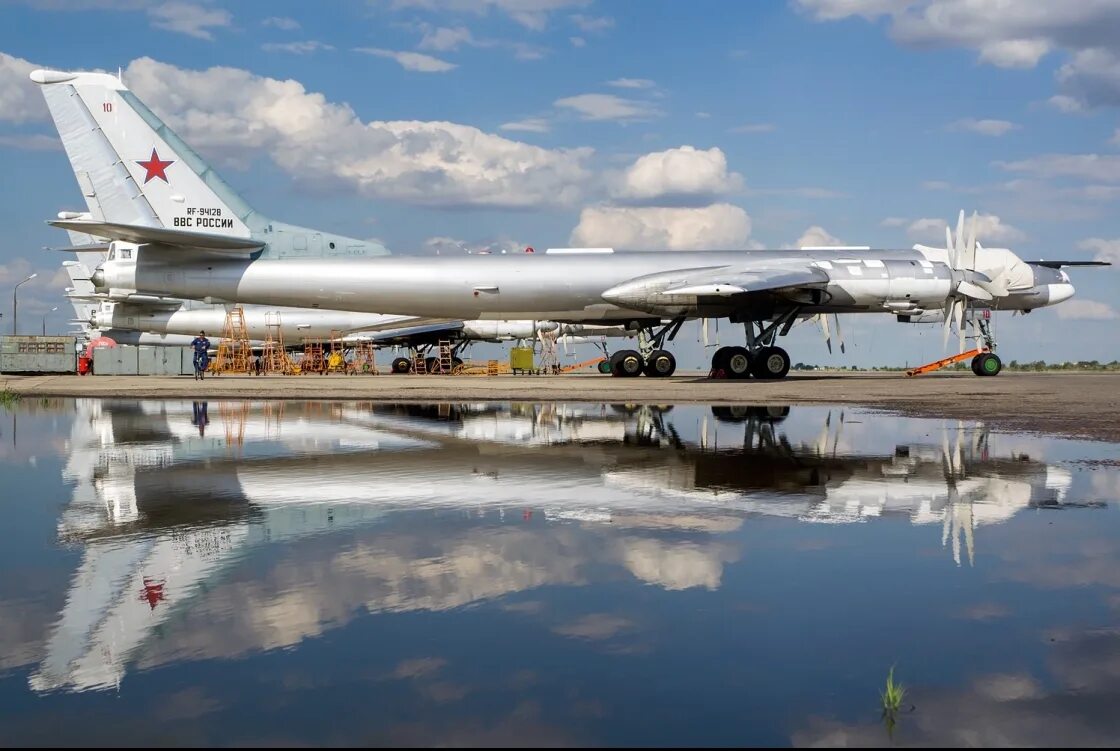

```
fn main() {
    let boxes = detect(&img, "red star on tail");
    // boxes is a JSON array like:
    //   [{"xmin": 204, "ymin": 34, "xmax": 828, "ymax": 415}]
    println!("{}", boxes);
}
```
[{"xmin": 136, "ymin": 148, "xmax": 174, "ymax": 184}]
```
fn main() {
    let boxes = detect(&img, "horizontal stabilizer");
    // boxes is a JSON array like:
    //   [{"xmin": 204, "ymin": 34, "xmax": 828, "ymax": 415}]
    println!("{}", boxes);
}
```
[
  {"xmin": 47, "ymin": 219, "xmax": 263, "ymax": 251},
  {"xmin": 1028, "ymin": 260, "xmax": 1112, "ymax": 269}
]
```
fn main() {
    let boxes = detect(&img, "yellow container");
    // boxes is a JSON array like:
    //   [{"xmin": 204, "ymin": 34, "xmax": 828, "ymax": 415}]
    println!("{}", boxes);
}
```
[{"xmin": 509, "ymin": 346, "xmax": 534, "ymax": 372}]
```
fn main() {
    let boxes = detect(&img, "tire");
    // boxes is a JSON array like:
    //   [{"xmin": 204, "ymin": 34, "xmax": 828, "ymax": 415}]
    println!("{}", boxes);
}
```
[
  {"xmin": 644, "ymin": 349, "xmax": 676, "ymax": 377},
  {"xmin": 391, "ymin": 357, "xmax": 412, "ymax": 374},
  {"xmin": 725, "ymin": 346, "xmax": 752, "ymax": 379},
  {"xmin": 750, "ymin": 346, "xmax": 791, "ymax": 380},
  {"xmin": 451, "ymin": 357, "xmax": 464, "ymax": 373},
  {"xmin": 424, "ymin": 356, "xmax": 440, "ymax": 374},
  {"xmin": 612, "ymin": 349, "xmax": 645, "ymax": 377},
  {"xmin": 711, "ymin": 346, "xmax": 735, "ymax": 373},
  {"xmin": 970, "ymin": 355, "xmax": 982, "ymax": 376},
  {"xmin": 975, "ymin": 352, "xmax": 1002, "ymax": 377},
  {"xmin": 597, "ymin": 359, "xmax": 612, "ymax": 375}
]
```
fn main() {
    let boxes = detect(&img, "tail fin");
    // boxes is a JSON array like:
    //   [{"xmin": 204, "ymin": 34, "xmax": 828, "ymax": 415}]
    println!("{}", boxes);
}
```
[{"xmin": 31, "ymin": 69, "xmax": 261, "ymax": 239}]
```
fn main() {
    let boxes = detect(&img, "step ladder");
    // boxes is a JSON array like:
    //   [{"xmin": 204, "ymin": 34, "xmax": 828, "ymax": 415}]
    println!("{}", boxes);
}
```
[
  {"xmin": 214, "ymin": 306, "xmax": 252, "ymax": 374},
  {"xmin": 438, "ymin": 339, "xmax": 453, "ymax": 374}
]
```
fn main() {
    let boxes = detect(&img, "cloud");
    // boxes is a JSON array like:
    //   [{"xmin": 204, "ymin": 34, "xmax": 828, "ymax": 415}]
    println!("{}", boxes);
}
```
[
  {"xmin": 262, "ymin": 15, "xmax": 300, "ymax": 30},
  {"xmin": 552, "ymin": 613, "xmax": 634, "ymax": 640},
  {"xmin": 795, "ymin": 0, "xmax": 1120, "ymax": 109},
  {"xmin": 569, "ymin": 36, "xmax": 586, "ymax": 47},
  {"xmin": 1057, "ymin": 300, "xmax": 1119, "ymax": 320},
  {"xmin": 570, "ymin": 204, "xmax": 753, "ymax": 250},
  {"xmin": 881, "ymin": 216, "xmax": 909, "ymax": 227},
  {"xmin": 554, "ymin": 93, "xmax": 661, "ymax": 121},
  {"xmin": 729, "ymin": 123, "xmax": 775, "ymax": 134},
  {"xmin": 1079, "ymin": 238, "xmax": 1120, "ymax": 264},
  {"xmin": 1112, "ymin": 129, "xmax": 1120, "ymax": 146},
  {"xmin": 500, "ymin": 117, "xmax": 550, "ymax": 133},
  {"xmin": 389, "ymin": 0, "xmax": 590, "ymax": 31},
  {"xmin": 612, "ymin": 145, "xmax": 743, "ymax": 204},
  {"xmin": 261, "ymin": 40, "xmax": 334, "ymax": 55},
  {"xmin": 417, "ymin": 25, "xmax": 475, "ymax": 51},
  {"xmin": 1048, "ymin": 94, "xmax": 1085, "ymax": 113},
  {"xmin": 0, "ymin": 133, "xmax": 60, "ymax": 150},
  {"xmin": 795, "ymin": 225, "xmax": 845, "ymax": 248},
  {"xmin": 907, "ymin": 214, "xmax": 1026, "ymax": 245},
  {"xmin": 147, "ymin": 1, "xmax": 231, "ymax": 40},
  {"xmin": 0, "ymin": 51, "xmax": 47, "ymax": 124},
  {"xmin": 122, "ymin": 57, "xmax": 593, "ymax": 208},
  {"xmin": 354, "ymin": 48, "xmax": 457, "ymax": 72},
  {"xmin": 570, "ymin": 14, "xmax": 614, "ymax": 33},
  {"xmin": 997, "ymin": 154, "xmax": 1120, "ymax": 183},
  {"xmin": 423, "ymin": 236, "xmax": 529, "ymax": 255},
  {"xmin": 947, "ymin": 118, "xmax": 1019, "ymax": 136},
  {"xmin": 606, "ymin": 77, "xmax": 655, "ymax": 89}
]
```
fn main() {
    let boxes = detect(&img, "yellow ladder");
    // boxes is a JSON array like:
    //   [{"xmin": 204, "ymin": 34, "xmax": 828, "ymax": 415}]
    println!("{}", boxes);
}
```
[
  {"xmin": 214, "ymin": 306, "xmax": 252, "ymax": 374},
  {"xmin": 438, "ymin": 339, "xmax": 453, "ymax": 374}
]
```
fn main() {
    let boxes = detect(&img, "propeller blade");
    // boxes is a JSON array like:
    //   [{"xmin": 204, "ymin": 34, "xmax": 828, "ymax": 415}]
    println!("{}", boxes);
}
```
[
  {"xmin": 945, "ymin": 226, "xmax": 956, "ymax": 268},
  {"xmin": 942, "ymin": 300, "xmax": 954, "ymax": 350},
  {"xmin": 819, "ymin": 313, "xmax": 833, "ymax": 354},
  {"xmin": 954, "ymin": 209, "xmax": 965, "ymax": 268},
  {"xmin": 956, "ymin": 280, "xmax": 994, "ymax": 301},
  {"xmin": 965, "ymin": 211, "xmax": 978, "ymax": 270},
  {"xmin": 702, "ymin": 317, "xmax": 710, "ymax": 346},
  {"xmin": 833, "ymin": 313, "xmax": 845, "ymax": 354},
  {"xmin": 956, "ymin": 301, "xmax": 966, "ymax": 353}
]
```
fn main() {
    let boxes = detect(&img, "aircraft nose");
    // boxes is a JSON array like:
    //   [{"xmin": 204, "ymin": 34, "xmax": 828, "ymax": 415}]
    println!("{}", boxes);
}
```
[
  {"xmin": 90, "ymin": 269, "xmax": 106, "ymax": 289},
  {"xmin": 1048, "ymin": 282, "xmax": 1075, "ymax": 305}
]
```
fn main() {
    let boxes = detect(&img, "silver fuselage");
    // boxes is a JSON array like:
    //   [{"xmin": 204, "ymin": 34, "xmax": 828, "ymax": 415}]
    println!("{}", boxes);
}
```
[{"xmin": 97, "ymin": 247, "xmax": 1073, "ymax": 324}]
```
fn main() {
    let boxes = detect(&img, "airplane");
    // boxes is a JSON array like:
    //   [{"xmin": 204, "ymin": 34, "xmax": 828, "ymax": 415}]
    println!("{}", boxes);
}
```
[
  {"xmin": 32, "ymin": 68, "xmax": 1110, "ymax": 379},
  {"xmin": 34, "ymin": 399, "xmax": 1077, "ymax": 693},
  {"xmin": 62, "ymin": 255, "xmax": 635, "ymax": 373}
]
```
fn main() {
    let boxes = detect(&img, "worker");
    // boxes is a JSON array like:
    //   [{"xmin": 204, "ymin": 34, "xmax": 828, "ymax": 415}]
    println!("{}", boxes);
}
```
[
  {"xmin": 254, "ymin": 353, "xmax": 263, "ymax": 376},
  {"xmin": 191, "ymin": 330, "xmax": 211, "ymax": 380}
]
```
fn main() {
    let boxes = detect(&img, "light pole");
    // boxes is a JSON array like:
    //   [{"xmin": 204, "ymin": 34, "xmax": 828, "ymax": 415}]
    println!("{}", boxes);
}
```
[
  {"xmin": 12, "ymin": 273, "xmax": 37, "ymax": 336},
  {"xmin": 42, "ymin": 306, "xmax": 58, "ymax": 336}
]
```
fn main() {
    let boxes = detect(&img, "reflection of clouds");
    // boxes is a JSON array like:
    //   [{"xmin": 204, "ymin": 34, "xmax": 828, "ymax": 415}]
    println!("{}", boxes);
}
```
[
  {"xmin": 553, "ymin": 614, "xmax": 636, "ymax": 641},
  {"xmin": 792, "ymin": 630, "xmax": 1120, "ymax": 747},
  {"xmin": 954, "ymin": 602, "xmax": 1011, "ymax": 621},
  {"xmin": 0, "ymin": 598, "xmax": 50, "ymax": 670},
  {"xmin": 617, "ymin": 537, "xmax": 738, "ymax": 591},
  {"xmin": 392, "ymin": 657, "xmax": 447, "ymax": 680}
]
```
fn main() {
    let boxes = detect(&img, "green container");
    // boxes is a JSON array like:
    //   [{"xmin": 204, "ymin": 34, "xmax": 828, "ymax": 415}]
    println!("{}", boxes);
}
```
[{"xmin": 509, "ymin": 346, "xmax": 534, "ymax": 373}]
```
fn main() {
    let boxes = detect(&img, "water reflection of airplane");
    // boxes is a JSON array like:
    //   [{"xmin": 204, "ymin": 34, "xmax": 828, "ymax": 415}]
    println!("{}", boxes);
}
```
[{"xmin": 37, "ymin": 400, "xmax": 1075, "ymax": 694}]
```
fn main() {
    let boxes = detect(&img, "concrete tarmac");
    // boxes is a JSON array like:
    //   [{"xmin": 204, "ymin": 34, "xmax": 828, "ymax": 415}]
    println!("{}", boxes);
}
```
[{"xmin": 3, "ymin": 371, "xmax": 1120, "ymax": 442}]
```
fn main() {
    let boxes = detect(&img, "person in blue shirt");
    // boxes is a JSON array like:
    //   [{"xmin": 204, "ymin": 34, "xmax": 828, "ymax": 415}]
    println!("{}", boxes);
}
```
[{"xmin": 191, "ymin": 331, "xmax": 211, "ymax": 380}]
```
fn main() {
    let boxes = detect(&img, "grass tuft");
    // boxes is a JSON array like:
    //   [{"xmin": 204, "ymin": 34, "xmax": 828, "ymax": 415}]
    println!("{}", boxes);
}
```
[
  {"xmin": 0, "ymin": 390, "xmax": 20, "ymax": 409},
  {"xmin": 881, "ymin": 665, "xmax": 906, "ymax": 713}
]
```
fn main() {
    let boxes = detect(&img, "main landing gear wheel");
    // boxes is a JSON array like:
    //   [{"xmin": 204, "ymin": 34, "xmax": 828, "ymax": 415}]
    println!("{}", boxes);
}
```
[
  {"xmin": 725, "ymin": 346, "xmax": 753, "ymax": 379},
  {"xmin": 451, "ymin": 357, "xmax": 464, "ymax": 373},
  {"xmin": 391, "ymin": 357, "xmax": 412, "ymax": 374},
  {"xmin": 611, "ymin": 349, "xmax": 645, "ymax": 377},
  {"xmin": 424, "ymin": 356, "xmax": 440, "ymax": 374},
  {"xmin": 597, "ymin": 359, "xmax": 613, "ymax": 375},
  {"xmin": 711, "ymin": 346, "xmax": 735, "ymax": 374},
  {"xmin": 974, "ymin": 352, "xmax": 1002, "ymax": 377},
  {"xmin": 750, "ymin": 346, "xmax": 791, "ymax": 380},
  {"xmin": 644, "ymin": 349, "xmax": 676, "ymax": 377}
]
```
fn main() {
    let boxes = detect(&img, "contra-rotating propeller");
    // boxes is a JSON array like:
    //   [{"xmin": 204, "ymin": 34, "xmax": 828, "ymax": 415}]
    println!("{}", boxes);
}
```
[{"xmin": 941, "ymin": 210, "xmax": 1010, "ymax": 352}]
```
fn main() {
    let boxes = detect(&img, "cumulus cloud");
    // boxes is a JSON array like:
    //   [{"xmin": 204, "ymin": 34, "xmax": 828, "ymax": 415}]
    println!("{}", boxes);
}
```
[
  {"xmin": 416, "ymin": 25, "xmax": 475, "ymax": 51},
  {"xmin": 569, "ymin": 36, "xmax": 586, "ymax": 47},
  {"xmin": 0, "ymin": 134, "xmax": 60, "ymax": 150},
  {"xmin": 947, "ymin": 118, "xmax": 1019, "ymax": 136},
  {"xmin": 354, "ymin": 48, "xmax": 457, "ymax": 72},
  {"xmin": 554, "ymin": 93, "xmax": 661, "ymax": 122},
  {"xmin": 147, "ymin": 1, "xmax": 231, "ymax": 40},
  {"xmin": 261, "ymin": 40, "xmax": 334, "ymax": 55},
  {"xmin": 881, "ymin": 216, "xmax": 909, "ymax": 227},
  {"xmin": 612, "ymin": 145, "xmax": 743, "ymax": 204},
  {"xmin": 794, "ymin": 226, "xmax": 845, "ymax": 248},
  {"xmin": 0, "ymin": 51, "xmax": 47, "ymax": 124},
  {"xmin": 906, "ymin": 214, "xmax": 1025, "ymax": 245},
  {"xmin": 569, "ymin": 204, "xmax": 752, "ymax": 250},
  {"xmin": 1080, "ymin": 237, "xmax": 1120, "ymax": 264},
  {"xmin": 423, "ymin": 236, "xmax": 529, "ymax": 255},
  {"xmin": 122, "ymin": 57, "xmax": 593, "ymax": 208},
  {"xmin": 390, "ymin": 0, "xmax": 590, "ymax": 31},
  {"xmin": 500, "ymin": 117, "xmax": 550, "ymax": 133},
  {"xmin": 795, "ymin": 0, "xmax": 1120, "ymax": 109},
  {"xmin": 1057, "ymin": 300, "xmax": 1119, "ymax": 320}
]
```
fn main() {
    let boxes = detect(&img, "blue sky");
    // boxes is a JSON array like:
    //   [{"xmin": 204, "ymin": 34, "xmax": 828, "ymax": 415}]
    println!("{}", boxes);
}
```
[{"xmin": 0, "ymin": 0, "xmax": 1118, "ymax": 366}]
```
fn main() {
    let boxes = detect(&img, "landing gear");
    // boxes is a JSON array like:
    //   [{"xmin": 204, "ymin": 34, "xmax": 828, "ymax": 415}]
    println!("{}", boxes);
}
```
[
  {"xmin": 611, "ymin": 349, "xmax": 645, "ymax": 377},
  {"xmin": 644, "ymin": 349, "xmax": 676, "ymax": 377},
  {"xmin": 724, "ymin": 346, "xmax": 752, "ymax": 379},
  {"xmin": 750, "ymin": 346, "xmax": 791, "ymax": 380},
  {"xmin": 972, "ymin": 352, "xmax": 1002, "ymax": 377},
  {"xmin": 391, "ymin": 356, "xmax": 412, "ymax": 374},
  {"xmin": 708, "ymin": 309, "xmax": 801, "ymax": 381},
  {"xmin": 597, "ymin": 359, "xmax": 612, "ymax": 374}
]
